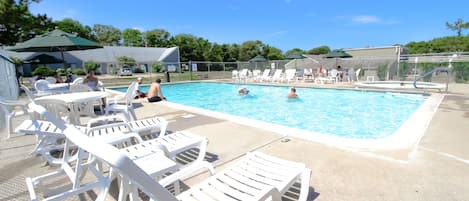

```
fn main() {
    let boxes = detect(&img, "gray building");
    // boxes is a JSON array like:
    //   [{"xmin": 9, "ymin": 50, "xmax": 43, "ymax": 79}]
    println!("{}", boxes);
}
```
[{"xmin": 3, "ymin": 46, "xmax": 180, "ymax": 76}]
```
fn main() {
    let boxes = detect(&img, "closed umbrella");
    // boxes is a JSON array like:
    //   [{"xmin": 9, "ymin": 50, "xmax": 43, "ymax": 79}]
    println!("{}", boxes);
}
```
[{"xmin": 8, "ymin": 29, "xmax": 102, "ymax": 72}]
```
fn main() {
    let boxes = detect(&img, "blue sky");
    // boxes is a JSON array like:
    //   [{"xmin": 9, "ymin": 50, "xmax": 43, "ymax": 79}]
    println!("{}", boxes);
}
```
[{"xmin": 30, "ymin": 0, "xmax": 469, "ymax": 52}]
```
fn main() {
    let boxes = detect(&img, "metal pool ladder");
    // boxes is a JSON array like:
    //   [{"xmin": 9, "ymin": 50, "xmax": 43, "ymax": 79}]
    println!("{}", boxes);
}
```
[{"xmin": 413, "ymin": 67, "xmax": 450, "ymax": 92}]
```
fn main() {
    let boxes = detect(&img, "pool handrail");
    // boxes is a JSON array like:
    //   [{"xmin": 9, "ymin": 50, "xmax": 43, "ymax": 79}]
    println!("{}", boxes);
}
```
[{"xmin": 413, "ymin": 67, "xmax": 450, "ymax": 92}]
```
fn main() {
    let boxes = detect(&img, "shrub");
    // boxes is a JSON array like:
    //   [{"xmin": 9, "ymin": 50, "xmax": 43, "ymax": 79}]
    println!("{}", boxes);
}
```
[
  {"xmin": 134, "ymin": 68, "xmax": 144, "ymax": 73},
  {"xmin": 377, "ymin": 64, "xmax": 388, "ymax": 81},
  {"xmin": 72, "ymin": 68, "xmax": 86, "ymax": 75},
  {"xmin": 32, "ymin": 66, "xmax": 55, "ymax": 76},
  {"xmin": 152, "ymin": 63, "xmax": 162, "ymax": 73},
  {"xmin": 84, "ymin": 60, "xmax": 99, "ymax": 72}
]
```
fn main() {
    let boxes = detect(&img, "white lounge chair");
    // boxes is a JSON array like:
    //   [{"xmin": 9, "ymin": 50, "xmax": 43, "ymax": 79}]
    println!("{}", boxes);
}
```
[
  {"xmin": 260, "ymin": 69, "xmax": 271, "ymax": 82},
  {"xmin": 24, "ymin": 102, "xmax": 112, "ymax": 201},
  {"xmin": 59, "ymin": 125, "xmax": 312, "ymax": 201},
  {"xmin": 284, "ymin": 69, "xmax": 297, "ymax": 83},
  {"xmin": 270, "ymin": 69, "xmax": 283, "ymax": 82},
  {"xmin": 26, "ymin": 102, "xmax": 215, "ymax": 201},
  {"xmin": 232, "ymin": 70, "xmax": 239, "ymax": 82},
  {"xmin": 238, "ymin": 69, "xmax": 249, "ymax": 83},
  {"xmin": 105, "ymin": 82, "xmax": 137, "ymax": 121}
]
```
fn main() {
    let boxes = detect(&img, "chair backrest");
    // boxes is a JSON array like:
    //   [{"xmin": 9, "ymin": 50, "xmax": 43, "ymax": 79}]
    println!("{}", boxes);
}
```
[
  {"xmin": 253, "ymin": 69, "xmax": 261, "ymax": 77},
  {"xmin": 125, "ymin": 82, "xmax": 138, "ymax": 107},
  {"xmin": 330, "ymin": 69, "xmax": 338, "ymax": 77},
  {"xmin": 272, "ymin": 69, "xmax": 283, "ymax": 78},
  {"xmin": 355, "ymin": 68, "xmax": 361, "ymax": 78},
  {"xmin": 45, "ymin": 77, "xmax": 57, "ymax": 84},
  {"xmin": 34, "ymin": 80, "xmax": 50, "ymax": 92},
  {"xmin": 239, "ymin": 69, "xmax": 248, "ymax": 78},
  {"xmin": 285, "ymin": 69, "xmax": 296, "ymax": 79},
  {"xmin": 72, "ymin": 77, "xmax": 84, "ymax": 85},
  {"xmin": 20, "ymin": 85, "xmax": 36, "ymax": 101},
  {"xmin": 261, "ymin": 69, "xmax": 271, "ymax": 78},
  {"xmin": 232, "ymin": 70, "xmax": 238, "ymax": 78}
]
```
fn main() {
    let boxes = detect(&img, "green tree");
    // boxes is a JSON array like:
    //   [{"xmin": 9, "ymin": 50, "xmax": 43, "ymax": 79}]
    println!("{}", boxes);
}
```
[
  {"xmin": 122, "ymin": 28, "xmax": 143, "ymax": 46},
  {"xmin": 92, "ymin": 24, "xmax": 121, "ymax": 45},
  {"xmin": 207, "ymin": 43, "xmax": 223, "ymax": 62},
  {"xmin": 307, "ymin": 46, "xmax": 331, "ymax": 55},
  {"xmin": 226, "ymin": 44, "xmax": 240, "ymax": 62},
  {"xmin": 55, "ymin": 18, "xmax": 95, "ymax": 40},
  {"xmin": 0, "ymin": 0, "xmax": 53, "ymax": 45},
  {"xmin": 170, "ymin": 34, "xmax": 209, "ymax": 61},
  {"xmin": 445, "ymin": 18, "xmax": 469, "ymax": 37},
  {"xmin": 117, "ymin": 56, "xmax": 136, "ymax": 67},
  {"xmin": 144, "ymin": 29, "xmax": 170, "ymax": 47},
  {"xmin": 284, "ymin": 48, "xmax": 304, "ymax": 57},
  {"xmin": 263, "ymin": 45, "xmax": 284, "ymax": 60},
  {"xmin": 239, "ymin": 40, "xmax": 264, "ymax": 61}
]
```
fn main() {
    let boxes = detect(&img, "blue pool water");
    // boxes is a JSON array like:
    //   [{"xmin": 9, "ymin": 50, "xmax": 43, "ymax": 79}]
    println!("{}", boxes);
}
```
[{"xmin": 111, "ymin": 82, "xmax": 427, "ymax": 139}]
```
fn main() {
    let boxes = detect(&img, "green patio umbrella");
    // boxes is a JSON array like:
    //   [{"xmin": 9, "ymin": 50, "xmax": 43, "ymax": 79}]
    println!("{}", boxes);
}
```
[
  {"xmin": 24, "ymin": 54, "xmax": 63, "ymax": 64},
  {"xmin": 8, "ymin": 29, "xmax": 102, "ymax": 71},
  {"xmin": 325, "ymin": 49, "xmax": 353, "ymax": 68},
  {"xmin": 286, "ymin": 52, "xmax": 305, "ymax": 59},
  {"xmin": 249, "ymin": 55, "xmax": 268, "ymax": 69},
  {"xmin": 249, "ymin": 55, "xmax": 267, "ymax": 62}
]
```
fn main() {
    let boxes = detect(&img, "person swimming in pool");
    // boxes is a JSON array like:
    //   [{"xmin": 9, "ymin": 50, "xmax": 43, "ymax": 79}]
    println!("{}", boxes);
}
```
[
  {"xmin": 238, "ymin": 87, "xmax": 249, "ymax": 96},
  {"xmin": 287, "ymin": 87, "xmax": 298, "ymax": 99}
]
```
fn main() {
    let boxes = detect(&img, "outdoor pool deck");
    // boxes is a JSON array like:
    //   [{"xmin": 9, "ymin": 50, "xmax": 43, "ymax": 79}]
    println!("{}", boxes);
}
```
[{"xmin": 1, "ymin": 83, "xmax": 469, "ymax": 201}]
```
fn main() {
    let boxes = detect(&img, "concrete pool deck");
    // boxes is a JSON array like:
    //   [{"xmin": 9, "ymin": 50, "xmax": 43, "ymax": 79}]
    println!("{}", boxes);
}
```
[{"xmin": 1, "ymin": 83, "xmax": 469, "ymax": 200}]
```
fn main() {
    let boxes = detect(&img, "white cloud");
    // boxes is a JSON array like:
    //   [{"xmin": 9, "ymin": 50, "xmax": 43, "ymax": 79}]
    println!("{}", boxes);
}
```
[
  {"xmin": 350, "ymin": 15, "xmax": 399, "ymax": 25},
  {"xmin": 132, "ymin": 27, "xmax": 145, "ymax": 32},
  {"xmin": 352, "ymin": 15, "xmax": 381, "ymax": 24}
]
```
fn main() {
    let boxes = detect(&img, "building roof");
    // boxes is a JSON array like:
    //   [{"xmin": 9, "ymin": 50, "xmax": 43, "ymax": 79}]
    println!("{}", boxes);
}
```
[{"xmin": 1, "ymin": 46, "xmax": 179, "ymax": 63}]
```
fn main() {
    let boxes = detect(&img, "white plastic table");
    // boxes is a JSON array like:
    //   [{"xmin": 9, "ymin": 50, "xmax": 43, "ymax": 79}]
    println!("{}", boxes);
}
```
[{"xmin": 35, "ymin": 91, "xmax": 108, "ymax": 124}]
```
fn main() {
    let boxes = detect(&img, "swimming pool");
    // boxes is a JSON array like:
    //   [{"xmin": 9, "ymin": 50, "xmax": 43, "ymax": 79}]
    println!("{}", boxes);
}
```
[{"xmin": 111, "ymin": 82, "xmax": 431, "ymax": 141}]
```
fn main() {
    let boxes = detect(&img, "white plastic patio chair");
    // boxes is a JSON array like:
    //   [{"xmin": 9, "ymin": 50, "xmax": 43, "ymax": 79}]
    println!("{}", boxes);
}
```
[
  {"xmin": 270, "ymin": 69, "xmax": 284, "ymax": 82},
  {"xmin": 105, "ymin": 81, "xmax": 137, "ymax": 121},
  {"xmin": 24, "ymin": 102, "xmax": 112, "ymax": 201},
  {"xmin": 284, "ymin": 69, "xmax": 297, "ymax": 83},
  {"xmin": 252, "ymin": 69, "xmax": 262, "ymax": 82},
  {"xmin": 0, "ymin": 97, "xmax": 32, "ymax": 139},
  {"xmin": 260, "ymin": 69, "xmax": 271, "ymax": 82},
  {"xmin": 57, "ymin": 123, "xmax": 312, "ymax": 201},
  {"xmin": 27, "ymin": 102, "xmax": 215, "ymax": 201},
  {"xmin": 232, "ymin": 70, "xmax": 239, "ymax": 81},
  {"xmin": 238, "ymin": 69, "xmax": 249, "ymax": 83},
  {"xmin": 34, "ymin": 79, "xmax": 50, "ymax": 92},
  {"xmin": 45, "ymin": 76, "xmax": 57, "ymax": 84}
]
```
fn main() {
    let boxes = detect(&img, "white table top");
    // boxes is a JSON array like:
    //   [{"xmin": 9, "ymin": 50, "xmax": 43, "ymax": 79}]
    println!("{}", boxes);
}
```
[{"xmin": 35, "ymin": 91, "xmax": 108, "ymax": 103}]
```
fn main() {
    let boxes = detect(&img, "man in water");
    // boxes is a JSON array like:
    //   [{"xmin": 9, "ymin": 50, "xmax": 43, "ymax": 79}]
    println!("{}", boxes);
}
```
[
  {"xmin": 288, "ymin": 87, "xmax": 298, "ymax": 99},
  {"xmin": 147, "ymin": 78, "xmax": 166, "ymax": 102},
  {"xmin": 238, "ymin": 87, "xmax": 249, "ymax": 95}
]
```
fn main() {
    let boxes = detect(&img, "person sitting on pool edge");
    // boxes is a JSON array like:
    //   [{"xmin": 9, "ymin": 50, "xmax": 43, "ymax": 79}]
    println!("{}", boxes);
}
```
[
  {"xmin": 238, "ymin": 87, "xmax": 249, "ymax": 95},
  {"xmin": 288, "ymin": 87, "xmax": 298, "ymax": 99},
  {"xmin": 147, "ymin": 78, "xmax": 166, "ymax": 102}
]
